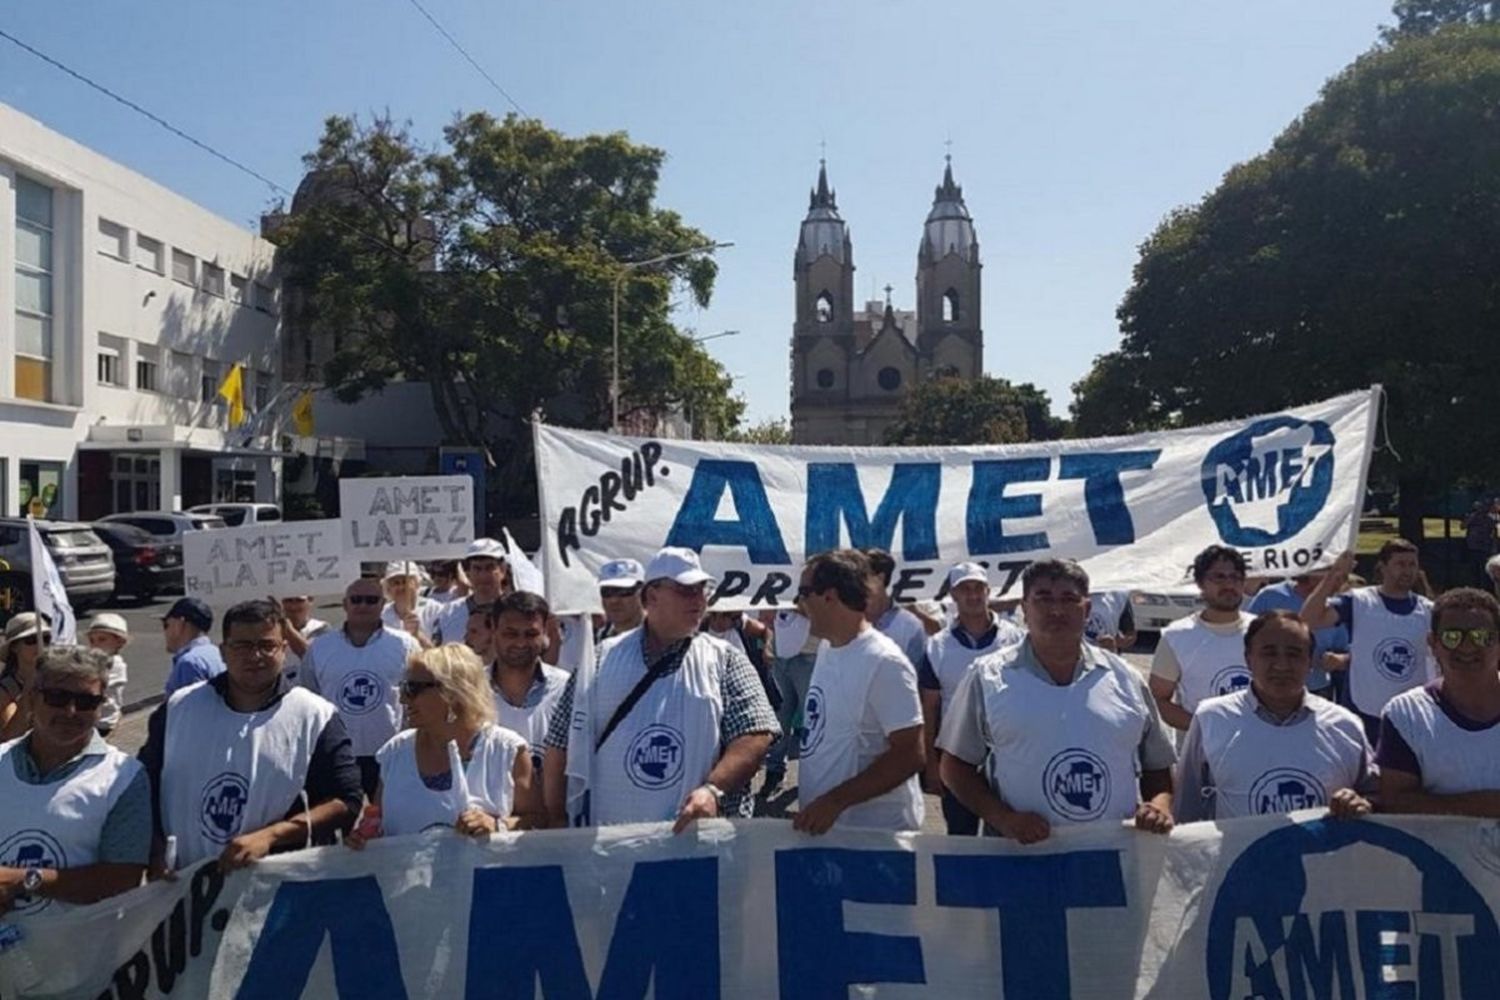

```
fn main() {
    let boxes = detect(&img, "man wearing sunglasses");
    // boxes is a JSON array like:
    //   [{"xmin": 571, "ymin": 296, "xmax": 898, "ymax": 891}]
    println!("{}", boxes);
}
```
[
  {"xmin": 595, "ymin": 558, "xmax": 646, "ymax": 643},
  {"xmin": 1378, "ymin": 588, "xmax": 1500, "ymax": 816},
  {"xmin": 301, "ymin": 577, "xmax": 421, "ymax": 797},
  {"xmin": 543, "ymin": 547, "xmax": 779, "ymax": 831},
  {"xmin": 140, "ymin": 599, "xmax": 361, "ymax": 871},
  {"xmin": 0, "ymin": 647, "xmax": 149, "ymax": 916}
]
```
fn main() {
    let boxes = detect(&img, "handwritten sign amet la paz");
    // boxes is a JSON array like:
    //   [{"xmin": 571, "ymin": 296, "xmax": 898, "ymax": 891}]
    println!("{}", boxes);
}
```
[
  {"xmin": 183, "ymin": 519, "xmax": 350, "ymax": 602},
  {"xmin": 339, "ymin": 475, "xmax": 474, "ymax": 561}
]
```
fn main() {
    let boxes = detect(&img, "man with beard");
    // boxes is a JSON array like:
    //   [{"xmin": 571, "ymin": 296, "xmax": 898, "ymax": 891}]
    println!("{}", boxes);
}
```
[
  {"xmin": 488, "ymin": 592, "xmax": 569, "ymax": 771},
  {"xmin": 1150, "ymin": 546, "xmax": 1255, "ymax": 733}
]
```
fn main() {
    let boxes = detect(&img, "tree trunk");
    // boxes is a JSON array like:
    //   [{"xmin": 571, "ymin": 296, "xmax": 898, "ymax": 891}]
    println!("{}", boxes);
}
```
[{"xmin": 1397, "ymin": 474, "xmax": 1428, "ymax": 544}]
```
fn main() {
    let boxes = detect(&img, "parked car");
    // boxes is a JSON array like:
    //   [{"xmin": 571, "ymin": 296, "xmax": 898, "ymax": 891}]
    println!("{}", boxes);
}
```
[
  {"xmin": 1130, "ymin": 587, "xmax": 1204, "ymax": 633},
  {"xmin": 0, "ymin": 517, "xmax": 116, "ymax": 608},
  {"xmin": 91, "ymin": 521, "xmax": 183, "ymax": 601},
  {"xmin": 98, "ymin": 510, "xmax": 227, "ymax": 546},
  {"xmin": 187, "ymin": 503, "xmax": 282, "ymax": 527}
]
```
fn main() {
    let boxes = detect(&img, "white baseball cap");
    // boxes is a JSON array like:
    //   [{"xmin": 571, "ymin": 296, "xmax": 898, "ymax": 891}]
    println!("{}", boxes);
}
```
[
  {"xmin": 947, "ymin": 561, "xmax": 989, "ymax": 589},
  {"xmin": 645, "ymin": 546, "xmax": 714, "ymax": 587},
  {"xmin": 598, "ymin": 558, "xmax": 645, "ymax": 590},
  {"xmin": 463, "ymin": 537, "xmax": 508, "ymax": 563}
]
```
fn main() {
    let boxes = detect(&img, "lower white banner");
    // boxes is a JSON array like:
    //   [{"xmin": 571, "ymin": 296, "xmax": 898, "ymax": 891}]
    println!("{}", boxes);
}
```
[{"xmin": 3, "ymin": 815, "xmax": 1498, "ymax": 999}]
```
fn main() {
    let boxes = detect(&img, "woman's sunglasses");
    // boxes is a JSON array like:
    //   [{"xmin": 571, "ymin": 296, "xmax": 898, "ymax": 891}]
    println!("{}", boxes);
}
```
[{"xmin": 399, "ymin": 679, "xmax": 442, "ymax": 698}]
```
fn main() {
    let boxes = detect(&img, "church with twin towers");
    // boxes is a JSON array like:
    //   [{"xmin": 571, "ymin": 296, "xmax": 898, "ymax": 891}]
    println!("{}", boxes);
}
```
[{"xmin": 789, "ymin": 158, "xmax": 984, "ymax": 445}]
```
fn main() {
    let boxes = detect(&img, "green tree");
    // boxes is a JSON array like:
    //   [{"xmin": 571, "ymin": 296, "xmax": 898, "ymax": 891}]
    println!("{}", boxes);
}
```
[
  {"xmin": 271, "ymin": 113, "xmax": 740, "ymax": 518},
  {"xmin": 884, "ymin": 375, "xmax": 1060, "ymax": 446},
  {"xmin": 721, "ymin": 416, "xmax": 791, "ymax": 444},
  {"xmin": 1385, "ymin": 0, "xmax": 1500, "ymax": 38},
  {"xmin": 1072, "ymin": 27, "xmax": 1500, "ymax": 540}
]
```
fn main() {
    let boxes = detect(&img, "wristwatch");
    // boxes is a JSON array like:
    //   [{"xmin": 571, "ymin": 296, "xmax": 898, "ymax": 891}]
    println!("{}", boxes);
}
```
[
  {"xmin": 703, "ymin": 783, "xmax": 727, "ymax": 809},
  {"xmin": 21, "ymin": 867, "xmax": 43, "ymax": 898}
]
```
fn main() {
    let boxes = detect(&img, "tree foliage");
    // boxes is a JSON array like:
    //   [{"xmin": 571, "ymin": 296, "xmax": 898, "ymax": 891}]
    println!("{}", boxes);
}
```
[
  {"xmin": 271, "ymin": 113, "xmax": 741, "ymax": 516},
  {"xmin": 1385, "ymin": 0, "xmax": 1500, "ymax": 39},
  {"xmin": 884, "ymin": 375, "xmax": 1060, "ymax": 446},
  {"xmin": 1070, "ymin": 26, "xmax": 1500, "ymax": 535},
  {"xmin": 722, "ymin": 417, "xmax": 792, "ymax": 445}
]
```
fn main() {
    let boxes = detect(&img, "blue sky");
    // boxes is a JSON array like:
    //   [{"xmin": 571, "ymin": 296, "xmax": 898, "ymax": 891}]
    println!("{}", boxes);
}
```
[{"xmin": 1, "ymin": 1, "xmax": 1394, "ymax": 425}]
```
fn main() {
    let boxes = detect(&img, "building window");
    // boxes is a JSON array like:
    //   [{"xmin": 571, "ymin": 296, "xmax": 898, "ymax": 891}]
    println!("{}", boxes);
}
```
[
  {"xmin": 97, "ymin": 334, "xmax": 126, "ymax": 387},
  {"xmin": 254, "ymin": 371, "xmax": 272, "ymax": 411},
  {"xmin": 201, "ymin": 359, "xmax": 221, "ymax": 403},
  {"xmin": 201, "ymin": 262, "xmax": 225, "ymax": 297},
  {"xmin": 231, "ymin": 273, "xmax": 248, "ymax": 305},
  {"xmin": 815, "ymin": 368, "xmax": 835, "ymax": 389},
  {"xmin": 172, "ymin": 350, "xmax": 195, "ymax": 399},
  {"xmin": 815, "ymin": 291, "xmax": 834, "ymax": 324},
  {"xmin": 136, "ymin": 234, "xmax": 165, "ymax": 273},
  {"xmin": 14, "ymin": 175, "xmax": 55, "ymax": 402},
  {"xmin": 171, "ymin": 249, "xmax": 196, "ymax": 286},
  {"xmin": 943, "ymin": 289, "xmax": 959, "ymax": 324},
  {"xmin": 878, "ymin": 367, "xmax": 902, "ymax": 391},
  {"xmin": 253, "ymin": 281, "xmax": 274, "ymax": 314},
  {"xmin": 97, "ymin": 218, "xmax": 129, "ymax": 260},
  {"xmin": 135, "ymin": 344, "xmax": 160, "ymax": 392},
  {"xmin": 111, "ymin": 453, "xmax": 161, "ymax": 513}
]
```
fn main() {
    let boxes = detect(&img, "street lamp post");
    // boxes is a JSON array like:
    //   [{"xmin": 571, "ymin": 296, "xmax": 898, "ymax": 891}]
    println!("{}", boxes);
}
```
[{"xmin": 612, "ymin": 242, "xmax": 733, "ymax": 432}]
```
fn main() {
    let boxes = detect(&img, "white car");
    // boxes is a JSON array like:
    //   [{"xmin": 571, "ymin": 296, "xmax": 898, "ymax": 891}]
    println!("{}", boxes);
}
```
[
  {"xmin": 1130, "ymin": 587, "xmax": 1203, "ymax": 632},
  {"xmin": 188, "ymin": 503, "xmax": 282, "ymax": 527}
]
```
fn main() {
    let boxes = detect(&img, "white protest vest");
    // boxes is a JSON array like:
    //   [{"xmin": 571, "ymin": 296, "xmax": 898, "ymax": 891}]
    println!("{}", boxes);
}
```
[
  {"xmin": 375, "ymin": 725, "xmax": 525, "ymax": 837},
  {"xmin": 588, "ymin": 633, "xmax": 725, "ymax": 826},
  {"xmin": 0, "ymin": 739, "xmax": 141, "ymax": 917},
  {"xmin": 1347, "ymin": 588, "xmax": 1436, "ymax": 717},
  {"xmin": 1161, "ymin": 613, "xmax": 1254, "ymax": 713},
  {"xmin": 925, "ymin": 617, "xmax": 1024, "ymax": 712},
  {"xmin": 160, "ymin": 682, "xmax": 336, "ymax": 867},
  {"xmin": 493, "ymin": 664, "xmax": 569, "ymax": 766},
  {"xmin": 798, "ymin": 631, "xmax": 924, "ymax": 832},
  {"xmin": 1383, "ymin": 686, "xmax": 1500, "ymax": 794},
  {"xmin": 1192, "ymin": 690, "xmax": 1368, "ymax": 819},
  {"xmin": 306, "ymin": 627, "xmax": 416, "ymax": 757},
  {"xmin": 1085, "ymin": 591, "xmax": 1131, "ymax": 642},
  {"xmin": 981, "ymin": 650, "xmax": 1147, "ymax": 827}
]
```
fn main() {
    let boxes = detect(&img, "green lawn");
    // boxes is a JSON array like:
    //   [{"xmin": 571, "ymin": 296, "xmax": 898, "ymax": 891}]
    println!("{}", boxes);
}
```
[{"xmin": 1356, "ymin": 517, "xmax": 1464, "ymax": 555}]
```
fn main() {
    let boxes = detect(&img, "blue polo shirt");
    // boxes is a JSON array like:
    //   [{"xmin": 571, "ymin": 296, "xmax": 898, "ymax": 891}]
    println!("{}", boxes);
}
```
[
  {"xmin": 163, "ymin": 635, "xmax": 225, "ymax": 695},
  {"xmin": 1245, "ymin": 581, "xmax": 1349, "ymax": 691}
]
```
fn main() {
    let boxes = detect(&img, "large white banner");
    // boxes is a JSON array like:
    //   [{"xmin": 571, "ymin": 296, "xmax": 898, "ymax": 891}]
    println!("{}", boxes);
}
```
[
  {"xmin": 535, "ymin": 389, "xmax": 1379, "ymax": 612},
  {"xmin": 3, "ymin": 815, "xmax": 1497, "ymax": 999},
  {"xmin": 183, "ymin": 518, "xmax": 351, "ymax": 602}
]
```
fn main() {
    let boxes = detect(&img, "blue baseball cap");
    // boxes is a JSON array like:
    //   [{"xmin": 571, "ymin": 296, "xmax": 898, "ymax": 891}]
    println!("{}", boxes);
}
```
[{"xmin": 162, "ymin": 596, "xmax": 213, "ymax": 633}]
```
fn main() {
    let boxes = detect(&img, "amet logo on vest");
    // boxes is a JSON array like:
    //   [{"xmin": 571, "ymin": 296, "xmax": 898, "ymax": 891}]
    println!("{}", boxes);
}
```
[
  {"xmin": 1202, "ymin": 417, "xmax": 1335, "ymax": 571},
  {"xmin": 0, "ymin": 829, "xmax": 65, "ymax": 915}
]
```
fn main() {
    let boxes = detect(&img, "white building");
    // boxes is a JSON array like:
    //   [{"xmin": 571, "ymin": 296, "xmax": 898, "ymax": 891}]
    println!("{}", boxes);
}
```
[{"xmin": 0, "ymin": 102, "xmax": 282, "ymax": 522}]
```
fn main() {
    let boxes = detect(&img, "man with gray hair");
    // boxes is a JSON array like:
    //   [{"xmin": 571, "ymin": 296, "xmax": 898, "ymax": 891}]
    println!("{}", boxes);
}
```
[
  {"xmin": 939, "ymin": 559, "xmax": 1177, "ymax": 843},
  {"xmin": 0, "ymin": 646, "xmax": 150, "ymax": 915}
]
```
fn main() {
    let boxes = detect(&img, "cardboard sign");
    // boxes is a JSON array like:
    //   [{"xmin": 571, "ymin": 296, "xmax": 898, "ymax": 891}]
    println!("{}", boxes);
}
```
[
  {"xmin": 183, "ymin": 519, "xmax": 350, "ymax": 601},
  {"xmin": 340, "ymin": 476, "xmax": 474, "ymax": 561}
]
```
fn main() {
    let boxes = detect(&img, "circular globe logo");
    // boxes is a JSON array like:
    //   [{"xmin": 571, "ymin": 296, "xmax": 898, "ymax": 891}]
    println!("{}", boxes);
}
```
[
  {"xmin": 1201, "ymin": 417, "xmax": 1335, "ymax": 546},
  {"xmin": 1249, "ymin": 768, "xmax": 1326, "ymax": 815},
  {"xmin": 339, "ymin": 670, "xmax": 387, "ymax": 715},
  {"xmin": 200, "ymin": 771, "xmax": 251, "ymax": 844},
  {"xmin": 800, "ymin": 686, "xmax": 828, "ymax": 756},
  {"xmin": 1374, "ymin": 637, "xmax": 1418, "ymax": 682},
  {"xmin": 1042, "ymin": 748, "xmax": 1111, "ymax": 822},
  {"xmin": 625, "ymin": 724, "xmax": 685, "ymax": 790},
  {"xmin": 0, "ymin": 830, "xmax": 66, "ymax": 915}
]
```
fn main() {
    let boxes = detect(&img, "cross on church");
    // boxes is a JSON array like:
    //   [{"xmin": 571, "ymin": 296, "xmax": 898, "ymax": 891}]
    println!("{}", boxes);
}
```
[
  {"xmin": 883, "ymin": 283, "xmax": 893, "ymax": 306},
  {"xmin": 944, "ymin": 136, "xmax": 953, "ymax": 162}
]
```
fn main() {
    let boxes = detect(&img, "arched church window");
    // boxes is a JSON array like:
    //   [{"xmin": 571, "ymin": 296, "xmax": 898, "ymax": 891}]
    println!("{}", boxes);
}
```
[
  {"xmin": 816, "ymin": 292, "xmax": 834, "ymax": 324},
  {"xmin": 816, "ymin": 368, "xmax": 835, "ymax": 389},
  {"xmin": 878, "ymin": 367, "xmax": 902, "ymax": 391},
  {"xmin": 942, "ymin": 289, "xmax": 959, "ymax": 324}
]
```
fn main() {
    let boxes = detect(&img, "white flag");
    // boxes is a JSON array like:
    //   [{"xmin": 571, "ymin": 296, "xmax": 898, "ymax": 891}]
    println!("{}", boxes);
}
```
[
  {"xmin": 502, "ymin": 528, "xmax": 546, "ymax": 596},
  {"xmin": 27, "ymin": 516, "xmax": 75, "ymax": 644}
]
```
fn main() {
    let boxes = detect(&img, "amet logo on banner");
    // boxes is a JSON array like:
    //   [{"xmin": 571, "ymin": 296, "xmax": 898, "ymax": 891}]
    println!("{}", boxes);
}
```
[{"xmin": 1202, "ymin": 416, "xmax": 1335, "ymax": 548}]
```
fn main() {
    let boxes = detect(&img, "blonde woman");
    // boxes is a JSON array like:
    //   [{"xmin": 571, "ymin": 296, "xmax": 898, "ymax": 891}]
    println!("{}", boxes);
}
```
[
  {"xmin": 380, "ymin": 561, "xmax": 443, "ymax": 649},
  {"xmin": 353, "ymin": 644, "xmax": 540, "ymax": 843}
]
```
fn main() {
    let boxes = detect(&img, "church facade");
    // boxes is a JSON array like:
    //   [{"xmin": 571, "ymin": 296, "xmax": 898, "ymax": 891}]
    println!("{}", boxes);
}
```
[{"xmin": 789, "ymin": 160, "xmax": 983, "ymax": 445}]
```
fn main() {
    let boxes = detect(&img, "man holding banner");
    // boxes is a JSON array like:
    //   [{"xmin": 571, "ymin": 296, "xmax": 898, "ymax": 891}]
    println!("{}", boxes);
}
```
[
  {"xmin": 542, "ymin": 547, "xmax": 779, "ymax": 830},
  {"xmin": 938, "ymin": 559, "xmax": 1176, "ymax": 842},
  {"xmin": 792, "ymin": 550, "xmax": 925, "ymax": 834},
  {"xmin": 1150, "ymin": 546, "xmax": 1255, "ymax": 733}
]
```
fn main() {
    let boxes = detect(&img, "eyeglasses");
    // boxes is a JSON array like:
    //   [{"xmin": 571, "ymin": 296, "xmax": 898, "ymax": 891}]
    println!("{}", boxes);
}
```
[
  {"xmin": 346, "ymin": 595, "xmax": 382, "ymax": 606},
  {"xmin": 1437, "ymin": 628, "xmax": 1498, "ymax": 651},
  {"xmin": 399, "ymin": 679, "xmax": 442, "ymax": 698},
  {"xmin": 37, "ymin": 688, "xmax": 106, "ymax": 712},
  {"xmin": 16, "ymin": 635, "xmax": 40, "ymax": 646},
  {"xmin": 224, "ymin": 639, "xmax": 284, "ymax": 656}
]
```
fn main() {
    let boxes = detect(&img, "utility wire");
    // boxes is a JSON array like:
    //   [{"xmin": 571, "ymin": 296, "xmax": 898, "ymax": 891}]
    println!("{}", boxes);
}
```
[
  {"xmin": 401, "ymin": 0, "xmax": 529, "ymax": 118},
  {"xmin": 0, "ymin": 26, "xmax": 290, "ymax": 198}
]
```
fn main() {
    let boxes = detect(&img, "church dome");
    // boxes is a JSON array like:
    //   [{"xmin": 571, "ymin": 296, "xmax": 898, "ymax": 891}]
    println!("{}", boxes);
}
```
[
  {"xmin": 923, "ymin": 160, "xmax": 976, "ymax": 260},
  {"xmin": 798, "ymin": 161, "xmax": 849, "ymax": 265}
]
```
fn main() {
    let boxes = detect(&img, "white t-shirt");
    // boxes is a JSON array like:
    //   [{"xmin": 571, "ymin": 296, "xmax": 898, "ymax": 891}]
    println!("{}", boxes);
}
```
[
  {"xmin": 375, "ymin": 724, "xmax": 527, "ymax": 837},
  {"xmin": 381, "ymin": 598, "xmax": 444, "ymax": 641},
  {"xmin": 302, "ymin": 626, "xmax": 422, "ymax": 756},
  {"xmin": 798, "ymin": 628, "xmax": 925, "ymax": 831},
  {"xmin": 875, "ymin": 605, "xmax": 929, "ymax": 669}
]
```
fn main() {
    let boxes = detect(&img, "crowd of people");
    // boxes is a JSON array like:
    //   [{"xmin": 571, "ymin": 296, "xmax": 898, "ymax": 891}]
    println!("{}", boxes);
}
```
[{"xmin": 2, "ymin": 532, "xmax": 1499, "ymax": 918}]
